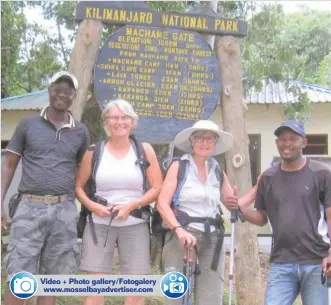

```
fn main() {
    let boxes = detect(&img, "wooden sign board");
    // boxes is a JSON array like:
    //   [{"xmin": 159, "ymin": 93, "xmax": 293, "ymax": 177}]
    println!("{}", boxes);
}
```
[
  {"xmin": 76, "ymin": 1, "xmax": 248, "ymax": 37},
  {"xmin": 94, "ymin": 25, "xmax": 221, "ymax": 143}
]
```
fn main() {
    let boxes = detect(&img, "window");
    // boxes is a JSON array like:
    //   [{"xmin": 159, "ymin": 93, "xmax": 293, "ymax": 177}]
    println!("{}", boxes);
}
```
[
  {"xmin": 303, "ymin": 135, "xmax": 328, "ymax": 155},
  {"xmin": 248, "ymin": 134, "xmax": 261, "ymax": 185}
]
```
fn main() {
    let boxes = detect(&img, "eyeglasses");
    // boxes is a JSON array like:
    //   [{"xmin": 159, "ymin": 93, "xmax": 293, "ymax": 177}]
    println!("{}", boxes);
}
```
[
  {"xmin": 106, "ymin": 115, "xmax": 132, "ymax": 122},
  {"xmin": 194, "ymin": 136, "xmax": 216, "ymax": 144}
]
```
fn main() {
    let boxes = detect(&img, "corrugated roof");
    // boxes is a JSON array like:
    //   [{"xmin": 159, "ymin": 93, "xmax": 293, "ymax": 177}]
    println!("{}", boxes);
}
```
[
  {"xmin": 1, "ymin": 90, "xmax": 49, "ymax": 110},
  {"xmin": 1, "ymin": 80, "xmax": 330, "ymax": 110},
  {"xmin": 246, "ymin": 80, "xmax": 331, "ymax": 104}
]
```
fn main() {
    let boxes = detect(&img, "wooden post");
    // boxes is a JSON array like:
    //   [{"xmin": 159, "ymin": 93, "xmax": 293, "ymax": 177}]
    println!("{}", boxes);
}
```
[
  {"xmin": 216, "ymin": 36, "xmax": 263, "ymax": 305},
  {"xmin": 68, "ymin": 19, "xmax": 103, "ymax": 121}
]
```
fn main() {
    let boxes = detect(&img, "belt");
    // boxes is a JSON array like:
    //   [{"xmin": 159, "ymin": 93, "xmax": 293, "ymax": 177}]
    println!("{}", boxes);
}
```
[
  {"xmin": 186, "ymin": 216, "xmax": 225, "ymax": 271},
  {"xmin": 21, "ymin": 194, "xmax": 72, "ymax": 204}
]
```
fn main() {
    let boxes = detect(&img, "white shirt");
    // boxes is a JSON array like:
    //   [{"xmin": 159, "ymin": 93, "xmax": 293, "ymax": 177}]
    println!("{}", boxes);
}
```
[
  {"xmin": 91, "ymin": 144, "xmax": 145, "ymax": 227},
  {"xmin": 176, "ymin": 154, "xmax": 222, "ymax": 232}
]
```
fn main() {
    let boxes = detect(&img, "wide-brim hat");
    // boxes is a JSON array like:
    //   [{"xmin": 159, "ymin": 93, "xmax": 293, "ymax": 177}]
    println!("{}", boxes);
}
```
[{"xmin": 173, "ymin": 120, "xmax": 233, "ymax": 156}]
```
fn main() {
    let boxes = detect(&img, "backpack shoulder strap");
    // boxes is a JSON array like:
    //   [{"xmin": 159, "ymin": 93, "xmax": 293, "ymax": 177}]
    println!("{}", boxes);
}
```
[
  {"xmin": 90, "ymin": 140, "xmax": 105, "ymax": 194},
  {"xmin": 215, "ymin": 162, "xmax": 224, "ymax": 187},
  {"xmin": 171, "ymin": 159, "xmax": 189, "ymax": 207},
  {"xmin": 130, "ymin": 134, "xmax": 150, "ymax": 192}
]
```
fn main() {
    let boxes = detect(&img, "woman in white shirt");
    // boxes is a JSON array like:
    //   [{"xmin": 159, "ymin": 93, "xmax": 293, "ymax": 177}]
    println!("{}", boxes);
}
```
[
  {"xmin": 75, "ymin": 99, "xmax": 163, "ymax": 305},
  {"xmin": 157, "ymin": 120, "xmax": 237, "ymax": 305}
]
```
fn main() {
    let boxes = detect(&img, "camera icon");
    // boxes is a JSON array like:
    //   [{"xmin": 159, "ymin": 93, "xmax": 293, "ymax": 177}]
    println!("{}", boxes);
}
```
[
  {"xmin": 160, "ymin": 271, "xmax": 188, "ymax": 299},
  {"xmin": 14, "ymin": 277, "xmax": 35, "ymax": 294},
  {"xmin": 169, "ymin": 282, "xmax": 184, "ymax": 293},
  {"xmin": 10, "ymin": 272, "xmax": 38, "ymax": 299}
]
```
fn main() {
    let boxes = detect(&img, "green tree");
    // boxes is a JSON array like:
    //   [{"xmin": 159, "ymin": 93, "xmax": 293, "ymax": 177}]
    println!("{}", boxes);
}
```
[
  {"xmin": 316, "ymin": 51, "xmax": 331, "ymax": 87},
  {"xmin": 283, "ymin": 7, "xmax": 331, "ymax": 82},
  {"xmin": 19, "ymin": 21, "xmax": 63, "ymax": 92},
  {"xmin": 242, "ymin": 4, "xmax": 330, "ymax": 122},
  {"xmin": 1, "ymin": 2, "xmax": 26, "ymax": 98}
]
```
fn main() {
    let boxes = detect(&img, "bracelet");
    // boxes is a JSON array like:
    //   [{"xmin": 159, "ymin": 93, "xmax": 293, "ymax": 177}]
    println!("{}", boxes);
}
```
[{"xmin": 172, "ymin": 226, "xmax": 182, "ymax": 233}]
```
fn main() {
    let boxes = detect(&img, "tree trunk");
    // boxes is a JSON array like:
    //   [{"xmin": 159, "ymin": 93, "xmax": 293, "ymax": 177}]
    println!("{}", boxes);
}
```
[
  {"xmin": 216, "ymin": 36, "xmax": 263, "ymax": 305},
  {"xmin": 68, "ymin": 19, "xmax": 103, "ymax": 121}
]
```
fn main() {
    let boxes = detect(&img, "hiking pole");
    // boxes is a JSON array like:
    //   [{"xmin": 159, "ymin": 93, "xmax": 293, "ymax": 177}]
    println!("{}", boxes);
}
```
[
  {"xmin": 104, "ymin": 209, "xmax": 119, "ymax": 247},
  {"xmin": 181, "ymin": 246, "xmax": 189, "ymax": 305},
  {"xmin": 187, "ymin": 247, "xmax": 195, "ymax": 305},
  {"xmin": 229, "ymin": 209, "xmax": 238, "ymax": 305}
]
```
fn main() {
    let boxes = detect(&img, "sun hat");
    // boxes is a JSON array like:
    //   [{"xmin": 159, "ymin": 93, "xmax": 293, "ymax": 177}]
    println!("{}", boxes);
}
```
[
  {"xmin": 50, "ymin": 71, "xmax": 78, "ymax": 91},
  {"xmin": 173, "ymin": 120, "xmax": 233, "ymax": 155}
]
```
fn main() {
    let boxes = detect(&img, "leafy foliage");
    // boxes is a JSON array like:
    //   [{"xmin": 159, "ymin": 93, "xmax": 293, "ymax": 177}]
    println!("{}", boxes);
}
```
[
  {"xmin": 282, "ymin": 82, "xmax": 312, "ymax": 122},
  {"xmin": 242, "ymin": 4, "xmax": 331, "ymax": 121},
  {"xmin": 316, "ymin": 51, "xmax": 331, "ymax": 87},
  {"xmin": 1, "ymin": 2, "xmax": 26, "ymax": 97}
]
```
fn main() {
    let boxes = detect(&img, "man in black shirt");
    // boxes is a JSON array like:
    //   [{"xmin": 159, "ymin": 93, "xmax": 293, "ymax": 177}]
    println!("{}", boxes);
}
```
[
  {"xmin": 1, "ymin": 71, "xmax": 89, "ymax": 305},
  {"xmin": 238, "ymin": 120, "xmax": 331, "ymax": 305}
]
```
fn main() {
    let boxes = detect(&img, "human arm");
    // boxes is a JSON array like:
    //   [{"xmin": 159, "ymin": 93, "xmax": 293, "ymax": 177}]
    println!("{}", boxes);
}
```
[
  {"xmin": 76, "ymin": 125, "xmax": 90, "ymax": 164},
  {"xmin": 238, "ymin": 172, "xmax": 263, "ymax": 208},
  {"xmin": 75, "ymin": 150, "xmax": 112, "ymax": 217},
  {"xmin": 238, "ymin": 176, "xmax": 268, "ymax": 226},
  {"xmin": 156, "ymin": 161, "xmax": 196, "ymax": 248},
  {"xmin": 238, "ymin": 184, "xmax": 258, "ymax": 208},
  {"xmin": 322, "ymin": 171, "xmax": 331, "ymax": 276},
  {"xmin": 1, "ymin": 153, "xmax": 21, "ymax": 229},
  {"xmin": 1, "ymin": 119, "xmax": 26, "ymax": 229},
  {"xmin": 221, "ymin": 172, "xmax": 237, "ymax": 210}
]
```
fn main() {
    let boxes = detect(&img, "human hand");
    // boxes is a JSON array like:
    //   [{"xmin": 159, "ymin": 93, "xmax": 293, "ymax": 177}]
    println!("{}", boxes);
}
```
[
  {"xmin": 323, "ymin": 254, "xmax": 331, "ymax": 277},
  {"xmin": 175, "ymin": 227, "xmax": 196, "ymax": 248},
  {"xmin": 93, "ymin": 204, "xmax": 113, "ymax": 217},
  {"xmin": 1, "ymin": 214, "xmax": 7, "ymax": 230},
  {"xmin": 113, "ymin": 202, "xmax": 136, "ymax": 220},
  {"xmin": 224, "ymin": 185, "xmax": 239, "ymax": 210}
]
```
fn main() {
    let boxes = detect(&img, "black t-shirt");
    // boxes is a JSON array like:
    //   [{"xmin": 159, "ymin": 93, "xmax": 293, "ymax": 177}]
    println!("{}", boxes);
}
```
[{"xmin": 255, "ymin": 159, "xmax": 331, "ymax": 264}]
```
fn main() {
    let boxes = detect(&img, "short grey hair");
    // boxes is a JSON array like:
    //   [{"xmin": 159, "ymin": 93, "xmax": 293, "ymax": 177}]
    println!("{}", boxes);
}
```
[{"xmin": 101, "ymin": 99, "xmax": 138, "ymax": 137}]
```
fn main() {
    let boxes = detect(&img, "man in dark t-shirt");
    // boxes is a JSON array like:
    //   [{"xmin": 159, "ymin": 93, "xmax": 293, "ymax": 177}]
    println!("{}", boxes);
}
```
[{"xmin": 239, "ymin": 120, "xmax": 331, "ymax": 305}]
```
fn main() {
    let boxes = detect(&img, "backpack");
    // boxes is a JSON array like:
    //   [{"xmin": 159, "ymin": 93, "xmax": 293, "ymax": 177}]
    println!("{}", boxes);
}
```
[
  {"xmin": 151, "ymin": 157, "xmax": 225, "ymax": 271},
  {"xmin": 151, "ymin": 158, "xmax": 224, "ymax": 235},
  {"xmin": 77, "ymin": 134, "xmax": 150, "ymax": 239}
]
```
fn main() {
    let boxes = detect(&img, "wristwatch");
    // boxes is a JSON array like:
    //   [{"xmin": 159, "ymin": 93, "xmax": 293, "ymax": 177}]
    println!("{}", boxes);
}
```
[{"xmin": 136, "ymin": 199, "xmax": 142, "ymax": 208}]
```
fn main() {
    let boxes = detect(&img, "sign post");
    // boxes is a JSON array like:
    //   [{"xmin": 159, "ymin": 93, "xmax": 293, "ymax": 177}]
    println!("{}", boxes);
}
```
[
  {"xmin": 94, "ymin": 25, "xmax": 220, "ymax": 143},
  {"xmin": 68, "ymin": 2, "xmax": 263, "ymax": 305}
]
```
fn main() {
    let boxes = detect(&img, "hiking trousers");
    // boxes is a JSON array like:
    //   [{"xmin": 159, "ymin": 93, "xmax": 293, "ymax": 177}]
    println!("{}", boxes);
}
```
[{"xmin": 162, "ymin": 227, "xmax": 225, "ymax": 305}]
